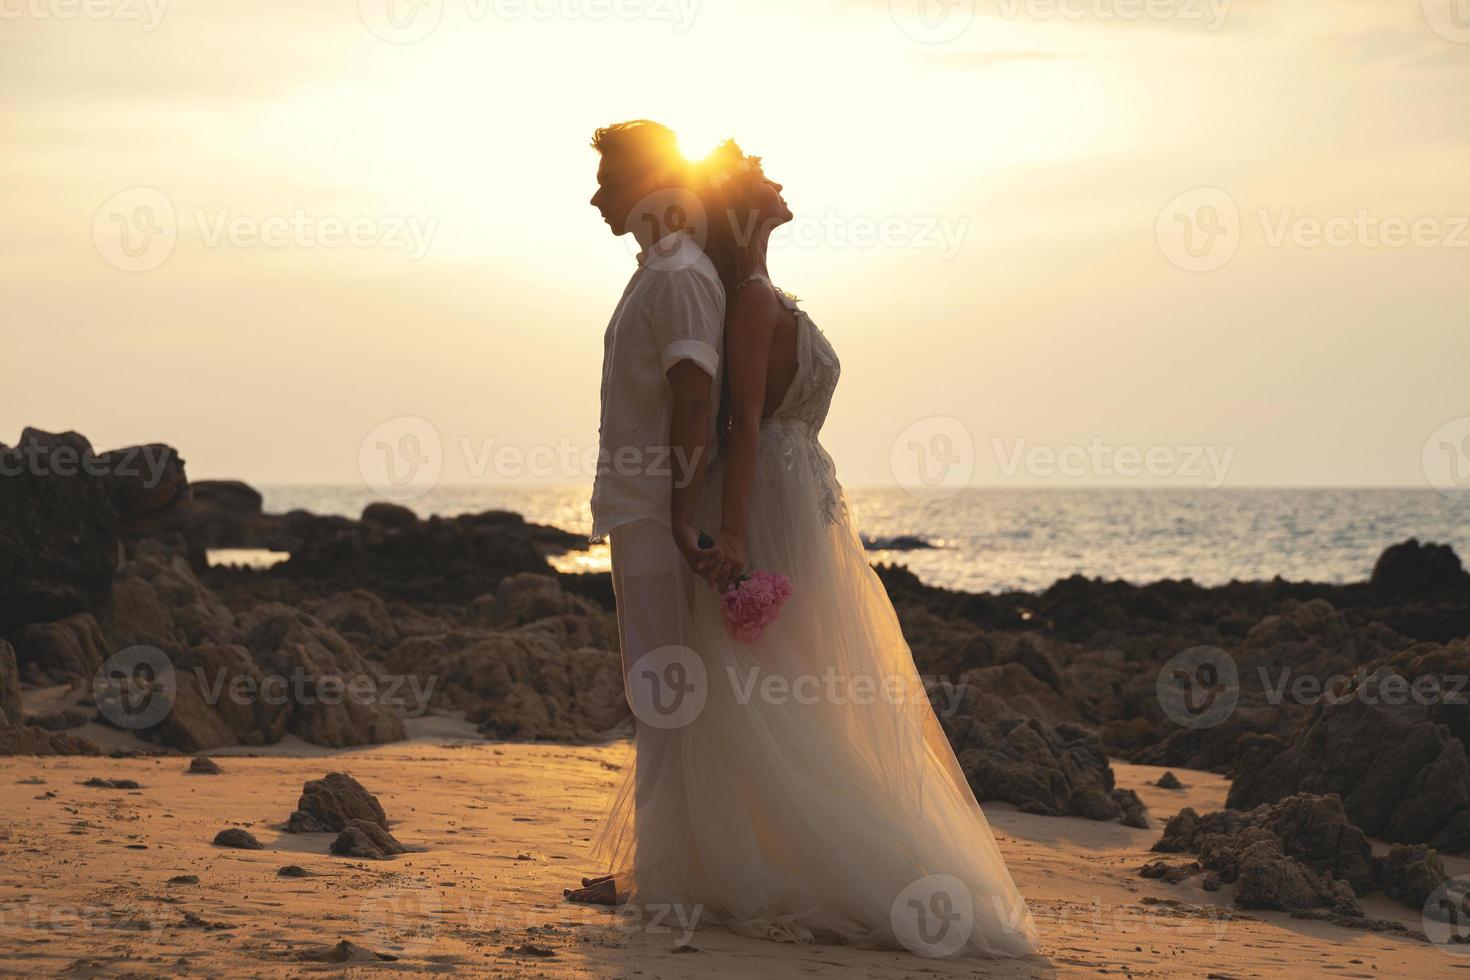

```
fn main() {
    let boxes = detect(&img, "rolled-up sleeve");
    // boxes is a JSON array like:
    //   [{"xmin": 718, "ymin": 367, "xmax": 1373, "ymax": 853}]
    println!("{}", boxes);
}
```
[{"xmin": 649, "ymin": 267, "xmax": 724, "ymax": 378}]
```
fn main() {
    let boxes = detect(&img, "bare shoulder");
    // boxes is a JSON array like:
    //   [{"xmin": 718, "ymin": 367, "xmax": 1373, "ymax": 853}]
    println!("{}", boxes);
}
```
[{"xmin": 727, "ymin": 278, "xmax": 783, "ymax": 331}]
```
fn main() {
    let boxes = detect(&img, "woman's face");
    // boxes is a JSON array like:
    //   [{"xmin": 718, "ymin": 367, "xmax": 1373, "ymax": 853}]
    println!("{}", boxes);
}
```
[{"xmin": 749, "ymin": 167, "xmax": 793, "ymax": 227}]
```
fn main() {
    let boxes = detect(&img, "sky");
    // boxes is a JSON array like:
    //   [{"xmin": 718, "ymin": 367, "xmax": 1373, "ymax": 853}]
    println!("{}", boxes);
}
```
[{"xmin": 3, "ymin": 0, "xmax": 1468, "ymax": 493}]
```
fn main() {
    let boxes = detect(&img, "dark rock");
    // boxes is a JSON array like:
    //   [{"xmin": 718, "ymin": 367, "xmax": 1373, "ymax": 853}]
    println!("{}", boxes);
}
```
[
  {"xmin": 277, "ymin": 865, "xmax": 312, "ymax": 877},
  {"xmin": 1139, "ymin": 860, "xmax": 1199, "ymax": 883},
  {"xmin": 97, "ymin": 443, "xmax": 188, "ymax": 522},
  {"xmin": 861, "ymin": 534, "xmax": 935, "ymax": 551},
  {"xmin": 0, "ymin": 641, "xmax": 23, "ymax": 728},
  {"xmin": 0, "ymin": 428, "xmax": 119, "ymax": 636},
  {"xmin": 287, "ymin": 772, "xmax": 387, "ymax": 833},
  {"xmin": 12, "ymin": 612, "xmax": 111, "ymax": 684},
  {"xmin": 1229, "ymin": 668, "xmax": 1470, "ymax": 853},
  {"xmin": 167, "ymin": 875, "xmax": 200, "ymax": 885},
  {"xmin": 1113, "ymin": 788, "xmax": 1150, "ymax": 829},
  {"xmin": 83, "ymin": 777, "xmax": 142, "ymax": 789},
  {"xmin": 212, "ymin": 828, "xmax": 262, "ymax": 850},
  {"xmin": 1156, "ymin": 771, "xmax": 1183, "ymax": 790},
  {"xmin": 1371, "ymin": 538, "xmax": 1469, "ymax": 595},
  {"xmin": 361, "ymin": 502, "xmax": 417, "ymax": 528},
  {"xmin": 1374, "ymin": 844, "xmax": 1449, "ymax": 913},
  {"xmin": 329, "ymin": 819, "xmax": 409, "ymax": 859},
  {"xmin": 187, "ymin": 756, "xmax": 222, "ymax": 775},
  {"xmin": 297, "ymin": 939, "xmax": 396, "ymax": 962}
]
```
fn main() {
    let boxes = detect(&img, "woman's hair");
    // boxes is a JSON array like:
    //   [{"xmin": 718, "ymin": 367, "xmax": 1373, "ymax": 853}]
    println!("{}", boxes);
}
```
[
  {"xmin": 690, "ymin": 139, "xmax": 776, "ymax": 447},
  {"xmin": 693, "ymin": 139, "xmax": 770, "ymax": 297}
]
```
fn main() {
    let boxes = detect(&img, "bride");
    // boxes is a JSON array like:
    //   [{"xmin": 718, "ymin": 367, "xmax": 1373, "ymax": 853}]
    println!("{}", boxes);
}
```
[{"xmin": 571, "ymin": 140, "xmax": 1040, "ymax": 959}]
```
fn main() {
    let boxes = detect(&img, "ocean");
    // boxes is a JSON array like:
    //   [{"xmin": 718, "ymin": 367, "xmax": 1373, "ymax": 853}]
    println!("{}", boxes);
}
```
[{"xmin": 254, "ymin": 485, "xmax": 1470, "ymax": 595}]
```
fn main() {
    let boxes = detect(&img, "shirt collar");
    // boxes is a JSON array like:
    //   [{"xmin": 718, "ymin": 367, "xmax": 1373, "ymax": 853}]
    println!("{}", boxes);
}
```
[{"xmin": 636, "ymin": 229, "xmax": 693, "ymax": 267}]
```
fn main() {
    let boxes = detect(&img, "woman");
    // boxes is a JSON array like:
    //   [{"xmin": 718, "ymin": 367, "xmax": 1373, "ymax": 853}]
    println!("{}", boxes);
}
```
[{"xmin": 575, "ymin": 141, "xmax": 1040, "ymax": 959}]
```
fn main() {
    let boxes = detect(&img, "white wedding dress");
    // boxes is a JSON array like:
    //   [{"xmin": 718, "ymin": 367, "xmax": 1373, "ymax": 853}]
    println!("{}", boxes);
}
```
[{"xmin": 591, "ymin": 277, "xmax": 1039, "ymax": 958}]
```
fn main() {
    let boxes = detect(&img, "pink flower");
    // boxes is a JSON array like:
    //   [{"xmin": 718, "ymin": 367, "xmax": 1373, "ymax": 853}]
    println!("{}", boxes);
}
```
[{"xmin": 720, "ymin": 569, "xmax": 793, "ymax": 643}]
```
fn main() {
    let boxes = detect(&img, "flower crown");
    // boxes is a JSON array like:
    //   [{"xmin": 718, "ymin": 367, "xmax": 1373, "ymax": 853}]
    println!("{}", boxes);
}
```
[{"xmin": 708, "ymin": 157, "xmax": 757, "ymax": 191}]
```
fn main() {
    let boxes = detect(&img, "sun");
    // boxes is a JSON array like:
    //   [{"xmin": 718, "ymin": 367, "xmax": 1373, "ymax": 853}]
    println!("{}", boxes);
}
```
[{"xmin": 675, "ymin": 126, "xmax": 729, "ymax": 164}]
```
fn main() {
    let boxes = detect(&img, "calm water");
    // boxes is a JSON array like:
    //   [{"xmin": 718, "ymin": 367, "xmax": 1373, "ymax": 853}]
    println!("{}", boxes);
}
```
[{"xmin": 257, "ymin": 485, "xmax": 1470, "ymax": 594}]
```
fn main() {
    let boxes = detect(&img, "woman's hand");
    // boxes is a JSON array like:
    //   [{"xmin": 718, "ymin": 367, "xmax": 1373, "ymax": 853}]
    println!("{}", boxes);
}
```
[
  {"xmin": 697, "ymin": 529, "xmax": 747, "ymax": 592},
  {"xmin": 672, "ymin": 524, "xmax": 717, "ymax": 581}
]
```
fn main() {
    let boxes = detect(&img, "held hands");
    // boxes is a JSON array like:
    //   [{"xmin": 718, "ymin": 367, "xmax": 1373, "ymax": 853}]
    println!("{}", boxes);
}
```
[{"xmin": 696, "ymin": 529, "xmax": 747, "ymax": 593}]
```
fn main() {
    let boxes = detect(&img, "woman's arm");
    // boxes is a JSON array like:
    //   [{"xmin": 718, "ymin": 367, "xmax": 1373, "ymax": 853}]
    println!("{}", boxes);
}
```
[{"xmin": 700, "ymin": 283, "xmax": 780, "ymax": 590}]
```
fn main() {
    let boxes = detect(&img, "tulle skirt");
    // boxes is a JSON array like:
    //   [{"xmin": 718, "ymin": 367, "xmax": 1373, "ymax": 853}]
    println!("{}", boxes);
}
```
[{"xmin": 590, "ymin": 419, "xmax": 1040, "ymax": 958}]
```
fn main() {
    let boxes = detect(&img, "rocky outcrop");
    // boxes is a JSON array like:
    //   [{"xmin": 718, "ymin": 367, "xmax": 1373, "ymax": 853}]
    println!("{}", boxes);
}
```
[
  {"xmin": 1151, "ymin": 794, "xmax": 1454, "ymax": 918},
  {"xmin": 1372, "ymin": 538, "xmax": 1470, "ymax": 596},
  {"xmin": 1228, "ymin": 668, "xmax": 1470, "ymax": 853},
  {"xmin": 286, "ymin": 772, "xmax": 388, "ymax": 833},
  {"xmin": 330, "ymin": 820, "xmax": 409, "ymax": 859},
  {"xmin": 0, "ymin": 429, "xmax": 119, "ymax": 636},
  {"xmin": 942, "ymin": 708, "xmax": 1147, "ymax": 827}
]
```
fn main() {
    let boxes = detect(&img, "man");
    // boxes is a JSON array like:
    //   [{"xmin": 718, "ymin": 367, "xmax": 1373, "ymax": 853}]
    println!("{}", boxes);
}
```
[{"xmin": 566, "ymin": 120, "xmax": 724, "ymax": 906}]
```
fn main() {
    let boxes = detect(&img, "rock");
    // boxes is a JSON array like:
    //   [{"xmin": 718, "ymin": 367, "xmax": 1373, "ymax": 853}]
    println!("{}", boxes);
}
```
[
  {"xmin": 96, "ymin": 443, "xmax": 188, "ymax": 522},
  {"xmin": 297, "ymin": 939, "xmax": 396, "ymax": 962},
  {"xmin": 1113, "ymin": 788, "xmax": 1150, "ymax": 829},
  {"xmin": 187, "ymin": 756, "xmax": 222, "ymax": 775},
  {"xmin": 11, "ymin": 612, "xmax": 111, "ymax": 685},
  {"xmin": 1371, "ymin": 538, "xmax": 1468, "ymax": 595},
  {"xmin": 1374, "ymin": 844, "xmax": 1449, "ymax": 913},
  {"xmin": 861, "ymin": 534, "xmax": 935, "ymax": 551},
  {"xmin": 941, "ymin": 706, "xmax": 1142, "ymax": 826},
  {"xmin": 1139, "ymin": 860, "xmax": 1200, "ymax": 883},
  {"xmin": 360, "ymin": 502, "xmax": 417, "ymax": 528},
  {"xmin": 1229, "ymin": 668, "xmax": 1470, "ymax": 853},
  {"xmin": 287, "ymin": 772, "xmax": 387, "ymax": 833},
  {"xmin": 212, "ymin": 828, "xmax": 262, "ymax": 850},
  {"xmin": 1156, "ymin": 771, "xmax": 1183, "ymax": 790},
  {"xmin": 303, "ymin": 590, "xmax": 401, "ymax": 653},
  {"xmin": 0, "ymin": 428, "xmax": 119, "ymax": 636},
  {"xmin": 83, "ymin": 777, "xmax": 142, "ymax": 789},
  {"xmin": 167, "ymin": 875, "xmax": 199, "ymax": 885},
  {"xmin": 0, "ymin": 641, "xmax": 23, "ymax": 728},
  {"xmin": 329, "ymin": 819, "xmax": 408, "ymax": 859},
  {"xmin": 277, "ymin": 865, "xmax": 311, "ymax": 877},
  {"xmin": 240, "ymin": 605, "xmax": 406, "ymax": 747},
  {"xmin": 1234, "ymin": 837, "xmax": 1361, "ymax": 916}
]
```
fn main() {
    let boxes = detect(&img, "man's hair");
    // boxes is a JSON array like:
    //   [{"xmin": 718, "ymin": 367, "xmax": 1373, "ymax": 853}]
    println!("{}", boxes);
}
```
[{"xmin": 591, "ymin": 119, "xmax": 685, "ymax": 182}]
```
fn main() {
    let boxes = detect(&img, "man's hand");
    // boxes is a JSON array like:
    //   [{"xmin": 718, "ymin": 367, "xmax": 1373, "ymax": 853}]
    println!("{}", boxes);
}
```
[
  {"xmin": 672, "ymin": 524, "xmax": 719, "ymax": 584},
  {"xmin": 697, "ymin": 529, "xmax": 747, "ymax": 592}
]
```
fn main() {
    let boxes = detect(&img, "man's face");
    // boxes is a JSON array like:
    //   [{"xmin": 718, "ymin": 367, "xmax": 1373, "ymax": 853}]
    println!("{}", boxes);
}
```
[{"xmin": 590, "ymin": 156, "xmax": 643, "ymax": 237}]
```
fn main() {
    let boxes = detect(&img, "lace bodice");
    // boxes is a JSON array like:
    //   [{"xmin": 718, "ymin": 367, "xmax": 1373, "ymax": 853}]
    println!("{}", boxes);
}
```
[{"xmin": 739, "ymin": 274, "xmax": 845, "ymax": 525}]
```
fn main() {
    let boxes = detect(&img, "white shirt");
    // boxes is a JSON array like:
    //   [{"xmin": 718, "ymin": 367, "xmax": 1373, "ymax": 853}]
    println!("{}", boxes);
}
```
[{"xmin": 589, "ymin": 231, "xmax": 726, "ymax": 538}]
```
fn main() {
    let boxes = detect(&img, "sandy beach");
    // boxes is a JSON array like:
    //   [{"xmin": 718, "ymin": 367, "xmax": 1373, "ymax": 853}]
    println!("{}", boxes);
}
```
[{"xmin": 1, "ymin": 716, "xmax": 1460, "ymax": 979}]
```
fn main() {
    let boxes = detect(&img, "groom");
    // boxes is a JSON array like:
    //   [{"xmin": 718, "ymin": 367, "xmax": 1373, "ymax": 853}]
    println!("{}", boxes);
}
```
[{"xmin": 568, "ymin": 120, "xmax": 724, "ymax": 905}]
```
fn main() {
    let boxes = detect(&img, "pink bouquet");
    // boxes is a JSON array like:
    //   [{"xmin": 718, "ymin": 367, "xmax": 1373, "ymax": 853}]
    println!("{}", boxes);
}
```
[{"xmin": 699, "ymin": 532, "xmax": 792, "ymax": 643}]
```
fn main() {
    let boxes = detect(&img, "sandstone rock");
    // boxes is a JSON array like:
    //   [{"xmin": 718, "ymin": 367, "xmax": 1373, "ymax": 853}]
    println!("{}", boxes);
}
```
[
  {"xmin": 287, "ymin": 772, "xmax": 387, "ymax": 833},
  {"xmin": 329, "ymin": 819, "xmax": 408, "ymax": 859},
  {"xmin": 297, "ymin": 939, "xmax": 396, "ymax": 962},
  {"xmin": 97, "ymin": 443, "xmax": 188, "ymax": 522},
  {"xmin": 1156, "ymin": 771, "xmax": 1183, "ymax": 789},
  {"xmin": 213, "ymin": 828, "xmax": 262, "ymax": 850},
  {"xmin": 187, "ymin": 756, "xmax": 222, "ymax": 775}
]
